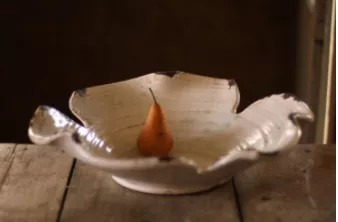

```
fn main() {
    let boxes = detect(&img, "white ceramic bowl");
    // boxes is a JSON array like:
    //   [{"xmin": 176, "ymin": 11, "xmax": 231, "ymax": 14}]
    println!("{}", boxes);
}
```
[{"xmin": 28, "ymin": 71, "xmax": 314, "ymax": 194}]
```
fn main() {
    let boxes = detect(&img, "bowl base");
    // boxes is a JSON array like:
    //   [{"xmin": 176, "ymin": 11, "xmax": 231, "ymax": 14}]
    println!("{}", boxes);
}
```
[{"xmin": 112, "ymin": 176, "xmax": 229, "ymax": 195}]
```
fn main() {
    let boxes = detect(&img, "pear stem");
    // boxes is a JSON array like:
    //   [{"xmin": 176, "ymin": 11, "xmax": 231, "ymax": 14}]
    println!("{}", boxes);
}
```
[{"xmin": 149, "ymin": 88, "xmax": 158, "ymax": 103}]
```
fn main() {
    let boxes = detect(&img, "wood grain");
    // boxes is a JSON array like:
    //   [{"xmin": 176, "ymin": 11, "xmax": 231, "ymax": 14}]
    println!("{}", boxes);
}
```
[
  {"xmin": 0, "ymin": 144, "xmax": 17, "ymax": 189},
  {"xmin": 0, "ymin": 144, "xmax": 335, "ymax": 221},
  {"xmin": 0, "ymin": 144, "xmax": 73, "ymax": 222},
  {"xmin": 59, "ymin": 162, "xmax": 240, "ymax": 222},
  {"xmin": 235, "ymin": 144, "xmax": 336, "ymax": 222}
]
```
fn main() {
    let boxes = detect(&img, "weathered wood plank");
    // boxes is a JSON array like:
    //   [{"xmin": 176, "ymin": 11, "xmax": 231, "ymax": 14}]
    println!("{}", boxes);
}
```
[
  {"xmin": 60, "ymin": 162, "xmax": 240, "ymax": 222},
  {"xmin": 235, "ymin": 144, "xmax": 335, "ymax": 222},
  {"xmin": 0, "ymin": 144, "xmax": 17, "ymax": 183},
  {"xmin": 0, "ymin": 144, "xmax": 73, "ymax": 222}
]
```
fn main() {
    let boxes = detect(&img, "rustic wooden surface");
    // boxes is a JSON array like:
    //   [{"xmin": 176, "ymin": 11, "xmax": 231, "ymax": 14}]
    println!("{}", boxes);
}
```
[
  {"xmin": 59, "ymin": 162, "xmax": 240, "ymax": 222},
  {"xmin": 235, "ymin": 144, "xmax": 336, "ymax": 222},
  {"xmin": 0, "ymin": 144, "xmax": 335, "ymax": 222},
  {"xmin": 0, "ymin": 144, "xmax": 73, "ymax": 222}
]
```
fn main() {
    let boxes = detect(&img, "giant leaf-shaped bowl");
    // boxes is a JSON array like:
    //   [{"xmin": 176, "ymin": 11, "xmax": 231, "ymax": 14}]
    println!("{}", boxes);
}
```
[{"xmin": 28, "ymin": 72, "xmax": 314, "ymax": 194}]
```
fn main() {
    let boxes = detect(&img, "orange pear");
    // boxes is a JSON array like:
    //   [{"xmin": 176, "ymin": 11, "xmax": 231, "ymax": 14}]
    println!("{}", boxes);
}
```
[{"xmin": 137, "ymin": 88, "xmax": 173, "ymax": 156}]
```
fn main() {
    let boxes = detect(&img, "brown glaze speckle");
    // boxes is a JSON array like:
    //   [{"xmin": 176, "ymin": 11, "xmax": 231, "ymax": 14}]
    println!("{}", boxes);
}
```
[
  {"xmin": 126, "ymin": 123, "xmax": 144, "ymax": 129},
  {"xmin": 158, "ymin": 156, "xmax": 174, "ymax": 162},
  {"xmin": 156, "ymin": 71, "xmax": 179, "ymax": 77},
  {"xmin": 39, "ymin": 105, "xmax": 49, "ymax": 111},
  {"xmin": 76, "ymin": 88, "xmax": 87, "ymax": 97},
  {"xmin": 260, "ymin": 151, "xmax": 279, "ymax": 157},
  {"xmin": 228, "ymin": 79, "xmax": 236, "ymax": 88},
  {"xmin": 282, "ymin": 93, "xmax": 300, "ymax": 101},
  {"xmin": 72, "ymin": 132, "xmax": 81, "ymax": 144}
]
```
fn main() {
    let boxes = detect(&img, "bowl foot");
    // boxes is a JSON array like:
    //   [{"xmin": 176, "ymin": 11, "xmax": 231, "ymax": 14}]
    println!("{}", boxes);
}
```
[{"xmin": 112, "ymin": 176, "xmax": 229, "ymax": 195}]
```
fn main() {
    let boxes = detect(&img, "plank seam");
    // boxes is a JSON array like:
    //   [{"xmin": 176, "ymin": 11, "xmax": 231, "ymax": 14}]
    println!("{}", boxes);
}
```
[
  {"xmin": 0, "ymin": 144, "xmax": 18, "ymax": 192},
  {"xmin": 231, "ymin": 178, "xmax": 244, "ymax": 222},
  {"xmin": 56, "ymin": 159, "xmax": 77, "ymax": 222}
]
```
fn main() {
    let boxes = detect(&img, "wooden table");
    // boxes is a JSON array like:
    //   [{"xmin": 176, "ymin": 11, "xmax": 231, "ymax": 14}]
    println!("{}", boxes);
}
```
[{"xmin": 0, "ymin": 144, "xmax": 335, "ymax": 222}]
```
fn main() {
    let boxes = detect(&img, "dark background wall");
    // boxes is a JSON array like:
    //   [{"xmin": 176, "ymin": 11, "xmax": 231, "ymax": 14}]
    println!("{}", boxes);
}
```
[{"xmin": 1, "ymin": 1, "xmax": 299, "ymax": 143}]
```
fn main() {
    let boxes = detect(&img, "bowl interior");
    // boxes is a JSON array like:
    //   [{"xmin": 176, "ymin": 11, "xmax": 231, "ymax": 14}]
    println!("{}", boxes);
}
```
[{"xmin": 69, "ymin": 72, "xmax": 240, "ymax": 168}]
